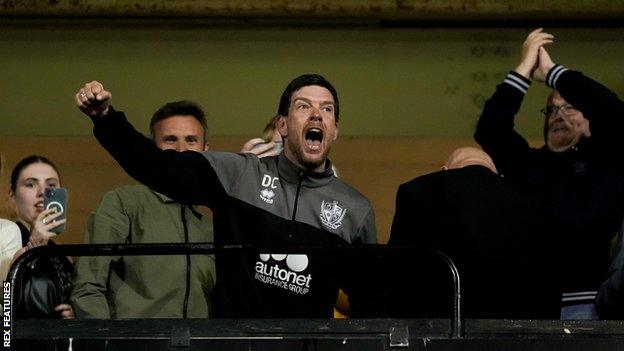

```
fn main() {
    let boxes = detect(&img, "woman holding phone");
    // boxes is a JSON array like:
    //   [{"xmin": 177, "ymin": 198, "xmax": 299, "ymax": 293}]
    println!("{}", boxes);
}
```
[{"xmin": 8, "ymin": 155, "xmax": 74, "ymax": 319}]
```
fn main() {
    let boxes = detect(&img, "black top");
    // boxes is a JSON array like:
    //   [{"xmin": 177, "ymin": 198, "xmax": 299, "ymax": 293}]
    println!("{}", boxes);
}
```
[
  {"xmin": 474, "ymin": 68, "xmax": 624, "ymax": 299},
  {"xmin": 386, "ymin": 166, "xmax": 560, "ymax": 319},
  {"xmin": 14, "ymin": 221, "xmax": 74, "ymax": 319}
]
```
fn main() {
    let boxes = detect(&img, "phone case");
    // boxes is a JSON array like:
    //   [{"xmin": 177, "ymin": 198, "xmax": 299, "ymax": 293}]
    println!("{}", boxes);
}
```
[{"xmin": 44, "ymin": 187, "xmax": 68, "ymax": 233}]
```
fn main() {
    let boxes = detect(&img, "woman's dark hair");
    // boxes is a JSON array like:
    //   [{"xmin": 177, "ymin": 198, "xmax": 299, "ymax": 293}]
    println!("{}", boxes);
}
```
[{"xmin": 10, "ymin": 155, "xmax": 60, "ymax": 192}]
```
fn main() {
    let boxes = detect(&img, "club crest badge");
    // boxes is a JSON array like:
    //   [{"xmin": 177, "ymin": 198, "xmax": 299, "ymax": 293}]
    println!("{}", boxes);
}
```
[{"xmin": 320, "ymin": 200, "xmax": 347, "ymax": 230}]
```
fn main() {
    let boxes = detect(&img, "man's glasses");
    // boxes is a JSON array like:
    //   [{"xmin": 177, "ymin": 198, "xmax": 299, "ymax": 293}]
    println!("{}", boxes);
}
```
[{"xmin": 540, "ymin": 104, "xmax": 578, "ymax": 118}]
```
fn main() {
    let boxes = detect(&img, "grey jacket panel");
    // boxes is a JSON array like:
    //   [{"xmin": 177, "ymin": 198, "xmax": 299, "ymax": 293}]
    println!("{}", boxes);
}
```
[{"xmin": 201, "ymin": 151, "xmax": 376, "ymax": 244}]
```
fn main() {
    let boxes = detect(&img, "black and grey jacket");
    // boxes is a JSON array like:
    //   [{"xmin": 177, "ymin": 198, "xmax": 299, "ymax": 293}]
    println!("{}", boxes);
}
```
[
  {"xmin": 475, "ymin": 67, "xmax": 624, "ymax": 306},
  {"xmin": 91, "ymin": 108, "xmax": 377, "ymax": 318}
]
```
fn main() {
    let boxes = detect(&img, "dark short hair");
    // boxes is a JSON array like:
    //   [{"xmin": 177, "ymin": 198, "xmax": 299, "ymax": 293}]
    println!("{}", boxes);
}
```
[
  {"xmin": 10, "ymin": 155, "xmax": 60, "ymax": 192},
  {"xmin": 277, "ymin": 74, "xmax": 340, "ymax": 121},
  {"xmin": 149, "ymin": 100, "xmax": 208, "ymax": 140}
]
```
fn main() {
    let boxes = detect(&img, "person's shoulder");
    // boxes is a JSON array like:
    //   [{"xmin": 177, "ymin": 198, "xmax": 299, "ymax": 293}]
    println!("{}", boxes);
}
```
[
  {"xmin": 202, "ymin": 150, "xmax": 269, "ymax": 174},
  {"xmin": 399, "ymin": 170, "xmax": 446, "ymax": 192},
  {"xmin": 104, "ymin": 184, "xmax": 151, "ymax": 198},
  {"xmin": 0, "ymin": 218, "xmax": 19, "ymax": 232},
  {"xmin": 0, "ymin": 219, "xmax": 21, "ymax": 244},
  {"xmin": 203, "ymin": 150, "xmax": 261, "ymax": 163},
  {"xmin": 98, "ymin": 184, "xmax": 157, "ymax": 209},
  {"xmin": 447, "ymin": 165, "xmax": 498, "ymax": 178},
  {"xmin": 0, "ymin": 218, "xmax": 15, "ymax": 226},
  {"xmin": 329, "ymin": 177, "xmax": 373, "ymax": 209}
]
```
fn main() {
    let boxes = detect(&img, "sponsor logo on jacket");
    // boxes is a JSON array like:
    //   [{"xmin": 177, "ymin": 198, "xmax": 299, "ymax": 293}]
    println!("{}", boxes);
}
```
[{"xmin": 254, "ymin": 254, "xmax": 311, "ymax": 295}]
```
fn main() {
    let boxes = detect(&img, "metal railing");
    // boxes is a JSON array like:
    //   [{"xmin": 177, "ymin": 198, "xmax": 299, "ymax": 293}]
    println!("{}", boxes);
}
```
[{"xmin": 7, "ymin": 243, "xmax": 463, "ymax": 341}]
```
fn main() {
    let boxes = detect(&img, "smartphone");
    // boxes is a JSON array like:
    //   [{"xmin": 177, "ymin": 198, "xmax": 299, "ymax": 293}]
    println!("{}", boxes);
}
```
[{"xmin": 43, "ymin": 187, "xmax": 68, "ymax": 233}]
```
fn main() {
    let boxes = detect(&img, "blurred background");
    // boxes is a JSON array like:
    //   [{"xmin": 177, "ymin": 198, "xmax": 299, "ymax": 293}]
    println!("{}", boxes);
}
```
[{"xmin": 2, "ymin": 0, "xmax": 624, "ymax": 243}]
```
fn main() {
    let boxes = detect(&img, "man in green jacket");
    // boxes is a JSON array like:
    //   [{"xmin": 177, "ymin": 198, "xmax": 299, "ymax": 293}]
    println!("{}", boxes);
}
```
[{"xmin": 70, "ymin": 101, "xmax": 215, "ymax": 318}]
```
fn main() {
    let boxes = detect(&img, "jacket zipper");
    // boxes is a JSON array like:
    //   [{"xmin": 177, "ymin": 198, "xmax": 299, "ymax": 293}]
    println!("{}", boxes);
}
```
[
  {"xmin": 181, "ymin": 205, "xmax": 191, "ymax": 318},
  {"xmin": 289, "ymin": 170, "xmax": 305, "ymax": 238}
]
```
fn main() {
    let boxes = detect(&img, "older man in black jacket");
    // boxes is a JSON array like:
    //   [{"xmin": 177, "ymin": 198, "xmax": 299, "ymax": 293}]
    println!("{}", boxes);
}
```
[{"xmin": 474, "ymin": 29, "xmax": 624, "ymax": 319}]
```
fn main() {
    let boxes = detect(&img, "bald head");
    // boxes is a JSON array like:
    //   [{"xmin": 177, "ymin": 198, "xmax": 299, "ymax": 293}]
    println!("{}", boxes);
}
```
[{"xmin": 443, "ymin": 147, "xmax": 497, "ymax": 174}]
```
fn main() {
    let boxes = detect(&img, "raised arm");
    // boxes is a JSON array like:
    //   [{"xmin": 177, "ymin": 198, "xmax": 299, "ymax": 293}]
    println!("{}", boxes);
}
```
[
  {"xmin": 534, "ymin": 48, "xmax": 624, "ymax": 165},
  {"xmin": 75, "ymin": 81, "xmax": 223, "ymax": 206},
  {"xmin": 475, "ymin": 29, "xmax": 553, "ymax": 182}
]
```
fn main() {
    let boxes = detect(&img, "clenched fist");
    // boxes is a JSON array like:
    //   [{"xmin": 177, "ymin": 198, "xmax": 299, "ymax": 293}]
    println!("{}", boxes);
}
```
[{"xmin": 75, "ymin": 81, "xmax": 112, "ymax": 117}]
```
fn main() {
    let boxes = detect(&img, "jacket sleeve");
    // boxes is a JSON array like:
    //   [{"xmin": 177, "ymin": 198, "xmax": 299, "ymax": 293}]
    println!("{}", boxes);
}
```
[
  {"xmin": 70, "ymin": 190, "xmax": 129, "ymax": 319},
  {"xmin": 354, "ymin": 206, "xmax": 377, "ymax": 245},
  {"xmin": 91, "ymin": 108, "xmax": 227, "ymax": 207},
  {"xmin": 547, "ymin": 66, "xmax": 624, "ymax": 171},
  {"xmin": 0, "ymin": 220, "xmax": 22, "ymax": 281},
  {"xmin": 474, "ymin": 72, "xmax": 533, "ymax": 183}
]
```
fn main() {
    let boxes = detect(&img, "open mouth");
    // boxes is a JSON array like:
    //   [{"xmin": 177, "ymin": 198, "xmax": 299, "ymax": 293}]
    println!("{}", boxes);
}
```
[
  {"xmin": 550, "ymin": 122, "xmax": 569, "ymax": 133},
  {"xmin": 304, "ymin": 128, "xmax": 324, "ymax": 151},
  {"xmin": 35, "ymin": 202, "xmax": 44, "ymax": 211},
  {"xmin": 552, "ymin": 126, "xmax": 569, "ymax": 133}
]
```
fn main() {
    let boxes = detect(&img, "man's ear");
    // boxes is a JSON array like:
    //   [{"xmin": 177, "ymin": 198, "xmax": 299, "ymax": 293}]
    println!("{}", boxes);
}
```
[
  {"xmin": 331, "ymin": 121, "xmax": 339, "ymax": 142},
  {"xmin": 580, "ymin": 118, "xmax": 591, "ymax": 138},
  {"xmin": 276, "ymin": 115, "xmax": 287, "ymax": 138},
  {"xmin": 204, "ymin": 142, "xmax": 210, "ymax": 151}
]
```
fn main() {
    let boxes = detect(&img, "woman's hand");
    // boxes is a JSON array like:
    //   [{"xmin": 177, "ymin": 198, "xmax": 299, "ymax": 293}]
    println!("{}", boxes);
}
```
[{"xmin": 28, "ymin": 208, "xmax": 66, "ymax": 247}]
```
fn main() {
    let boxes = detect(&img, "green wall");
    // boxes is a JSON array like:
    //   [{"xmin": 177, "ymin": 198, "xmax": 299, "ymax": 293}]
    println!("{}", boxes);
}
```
[{"xmin": 2, "ymin": 24, "xmax": 624, "ymax": 138}]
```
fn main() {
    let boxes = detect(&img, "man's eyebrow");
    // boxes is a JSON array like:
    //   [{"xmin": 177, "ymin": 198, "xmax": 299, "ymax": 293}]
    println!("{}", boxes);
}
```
[
  {"xmin": 293, "ymin": 97, "xmax": 335, "ymax": 106},
  {"xmin": 293, "ymin": 97, "xmax": 311, "ymax": 104}
]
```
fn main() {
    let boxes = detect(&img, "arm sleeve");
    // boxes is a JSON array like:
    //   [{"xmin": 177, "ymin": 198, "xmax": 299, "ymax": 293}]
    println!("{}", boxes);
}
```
[
  {"xmin": 354, "ymin": 206, "xmax": 377, "ymax": 244},
  {"xmin": 0, "ymin": 220, "xmax": 22, "ymax": 281},
  {"xmin": 92, "ymin": 108, "xmax": 224, "ymax": 207},
  {"xmin": 70, "ymin": 190, "xmax": 129, "ymax": 319},
  {"xmin": 548, "ymin": 66, "xmax": 624, "ymax": 171},
  {"xmin": 474, "ymin": 72, "xmax": 533, "ymax": 183}
]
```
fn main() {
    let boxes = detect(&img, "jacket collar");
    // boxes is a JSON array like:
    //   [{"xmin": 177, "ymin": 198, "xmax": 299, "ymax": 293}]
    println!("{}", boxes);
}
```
[
  {"xmin": 542, "ymin": 136, "xmax": 591, "ymax": 156},
  {"xmin": 277, "ymin": 153, "xmax": 335, "ymax": 188},
  {"xmin": 151, "ymin": 188, "xmax": 175, "ymax": 204},
  {"xmin": 149, "ymin": 187, "xmax": 203, "ymax": 220}
]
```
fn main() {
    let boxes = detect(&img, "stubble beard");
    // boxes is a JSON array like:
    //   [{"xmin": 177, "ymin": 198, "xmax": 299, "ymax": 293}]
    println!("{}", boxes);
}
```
[{"xmin": 290, "ymin": 140, "xmax": 329, "ymax": 172}]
